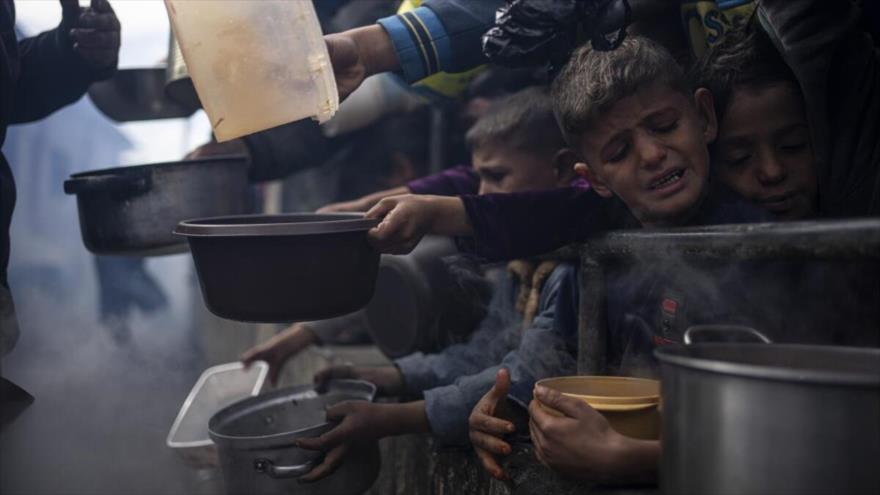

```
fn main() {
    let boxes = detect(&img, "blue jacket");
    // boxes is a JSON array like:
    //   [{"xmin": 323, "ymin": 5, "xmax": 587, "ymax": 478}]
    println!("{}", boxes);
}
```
[{"xmin": 395, "ymin": 263, "xmax": 579, "ymax": 446}]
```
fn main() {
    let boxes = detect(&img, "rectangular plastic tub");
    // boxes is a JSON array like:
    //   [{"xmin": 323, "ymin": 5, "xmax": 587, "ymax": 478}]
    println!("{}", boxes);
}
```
[{"xmin": 166, "ymin": 361, "xmax": 269, "ymax": 468}]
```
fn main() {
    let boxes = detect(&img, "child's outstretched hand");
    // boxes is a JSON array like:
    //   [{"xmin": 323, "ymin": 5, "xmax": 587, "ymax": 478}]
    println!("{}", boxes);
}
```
[
  {"xmin": 468, "ymin": 368, "xmax": 515, "ymax": 480},
  {"xmin": 365, "ymin": 194, "xmax": 471, "ymax": 254}
]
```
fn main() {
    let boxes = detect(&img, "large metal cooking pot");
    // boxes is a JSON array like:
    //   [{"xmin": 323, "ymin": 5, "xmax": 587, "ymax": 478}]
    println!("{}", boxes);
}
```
[
  {"xmin": 209, "ymin": 380, "xmax": 379, "ymax": 495},
  {"xmin": 656, "ymin": 327, "xmax": 880, "ymax": 495},
  {"xmin": 174, "ymin": 213, "xmax": 380, "ymax": 322},
  {"xmin": 64, "ymin": 156, "xmax": 250, "ymax": 256}
]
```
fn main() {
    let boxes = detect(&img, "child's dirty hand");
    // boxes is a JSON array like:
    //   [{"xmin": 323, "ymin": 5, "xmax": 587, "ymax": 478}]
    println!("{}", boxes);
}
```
[
  {"xmin": 366, "ymin": 194, "xmax": 471, "ymax": 254},
  {"xmin": 469, "ymin": 368, "xmax": 515, "ymax": 481},
  {"xmin": 296, "ymin": 401, "xmax": 387, "ymax": 482}
]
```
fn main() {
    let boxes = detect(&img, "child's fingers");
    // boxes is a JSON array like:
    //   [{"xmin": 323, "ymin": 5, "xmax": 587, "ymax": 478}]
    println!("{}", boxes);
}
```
[
  {"xmin": 483, "ymin": 368, "xmax": 511, "ymax": 409},
  {"xmin": 469, "ymin": 430, "xmax": 512, "ymax": 456},
  {"xmin": 475, "ymin": 447, "xmax": 507, "ymax": 481},
  {"xmin": 533, "ymin": 385, "xmax": 590, "ymax": 420},
  {"xmin": 471, "ymin": 411, "xmax": 515, "ymax": 436},
  {"xmin": 296, "ymin": 418, "xmax": 349, "ymax": 452},
  {"xmin": 528, "ymin": 417, "xmax": 547, "ymax": 454},
  {"xmin": 298, "ymin": 444, "xmax": 349, "ymax": 482},
  {"xmin": 365, "ymin": 196, "xmax": 399, "ymax": 221}
]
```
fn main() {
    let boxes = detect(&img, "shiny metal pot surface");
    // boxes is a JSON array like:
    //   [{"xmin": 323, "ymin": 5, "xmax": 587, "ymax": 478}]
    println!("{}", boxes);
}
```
[
  {"xmin": 656, "ymin": 342, "xmax": 880, "ymax": 495},
  {"xmin": 209, "ymin": 380, "xmax": 380, "ymax": 495}
]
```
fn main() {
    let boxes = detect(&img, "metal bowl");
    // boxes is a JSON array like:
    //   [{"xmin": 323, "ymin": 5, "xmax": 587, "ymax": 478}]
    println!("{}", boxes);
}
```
[{"xmin": 175, "ymin": 213, "xmax": 380, "ymax": 322}]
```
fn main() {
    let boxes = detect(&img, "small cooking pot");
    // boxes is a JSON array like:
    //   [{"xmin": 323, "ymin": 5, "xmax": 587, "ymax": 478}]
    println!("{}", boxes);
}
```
[
  {"xmin": 64, "ymin": 156, "xmax": 251, "ymax": 256},
  {"xmin": 656, "ymin": 327, "xmax": 880, "ymax": 495},
  {"xmin": 209, "ymin": 380, "xmax": 379, "ymax": 495},
  {"xmin": 174, "ymin": 213, "xmax": 380, "ymax": 322}
]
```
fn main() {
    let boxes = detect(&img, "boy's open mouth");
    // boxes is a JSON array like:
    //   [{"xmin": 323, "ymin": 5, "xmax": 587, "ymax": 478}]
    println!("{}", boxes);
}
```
[{"xmin": 648, "ymin": 168, "xmax": 685, "ymax": 191}]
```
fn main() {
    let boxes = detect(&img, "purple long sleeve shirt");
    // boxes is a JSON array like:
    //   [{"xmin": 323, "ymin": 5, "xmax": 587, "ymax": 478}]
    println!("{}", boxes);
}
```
[{"xmin": 407, "ymin": 165, "xmax": 480, "ymax": 196}]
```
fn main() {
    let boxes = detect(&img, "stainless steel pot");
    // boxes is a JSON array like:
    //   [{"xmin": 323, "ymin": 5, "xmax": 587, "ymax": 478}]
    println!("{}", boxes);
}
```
[
  {"xmin": 64, "ymin": 156, "xmax": 251, "ymax": 256},
  {"xmin": 656, "ymin": 328, "xmax": 880, "ymax": 495},
  {"xmin": 208, "ymin": 380, "xmax": 380, "ymax": 495}
]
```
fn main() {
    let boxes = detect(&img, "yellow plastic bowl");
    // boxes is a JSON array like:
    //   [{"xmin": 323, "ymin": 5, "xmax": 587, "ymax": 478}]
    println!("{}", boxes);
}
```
[{"xmin": 535, "ymin": 376, "xmax": 661, "ymax": 440}]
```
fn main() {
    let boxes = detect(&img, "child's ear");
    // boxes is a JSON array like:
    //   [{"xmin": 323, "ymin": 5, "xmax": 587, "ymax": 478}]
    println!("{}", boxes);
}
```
[
  {"xmin": 574, "ymin": 162, "xmax": 614, "ymax": 198},
  {"xmin": 553, "ymin": 148, "xmax": 579, "ymax": 185},
  {"xmin": 694, "ymin": 88, "xmax": 718, "ymax": 144}
]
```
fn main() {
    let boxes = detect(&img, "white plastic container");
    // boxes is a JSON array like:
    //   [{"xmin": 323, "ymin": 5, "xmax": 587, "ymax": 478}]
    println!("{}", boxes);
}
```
[
  {"xmin": 166, "ymin": 361, "xmax": 268, "ymax": 468},
  {"xmin": 164, "ymin": 0, "xmax": 338, "ymax": 141}
]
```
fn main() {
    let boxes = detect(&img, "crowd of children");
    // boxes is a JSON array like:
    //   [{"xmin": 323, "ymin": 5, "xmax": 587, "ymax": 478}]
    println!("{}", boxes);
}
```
[{"xmin": 244, "ymin": 0, "xmax": 878, "ymax": 486}]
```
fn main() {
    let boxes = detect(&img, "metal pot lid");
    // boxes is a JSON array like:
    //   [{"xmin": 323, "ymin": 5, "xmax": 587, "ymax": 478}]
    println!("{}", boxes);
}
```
[
  {"xmin": 208, "ymin": 380, "xmax": 376, "ymax": 449},
  {"xmin": 655, "ymin": 344, "xmax": 880, "ymax": 386},
  {"xmin": 174, "ymin": 213, "xmax": 378, "ymax": 238},
  {"xmin": 68, "ymin": 155, "xmax": 249, "ymax": 179}
]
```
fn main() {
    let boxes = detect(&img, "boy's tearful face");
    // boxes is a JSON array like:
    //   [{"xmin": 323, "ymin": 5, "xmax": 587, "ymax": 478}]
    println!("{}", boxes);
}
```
[
  {"xmin": 576, "ymin": 84, "xmax": 716, "ymax": 226},
  {"xmin": 714, "ymin": 84, "xmax": 817, "ymax": 220}
]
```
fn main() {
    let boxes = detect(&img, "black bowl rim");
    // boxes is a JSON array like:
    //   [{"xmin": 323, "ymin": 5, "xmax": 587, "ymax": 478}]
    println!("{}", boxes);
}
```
[
  {"xmin": 67, "ymin": 154, "xmax": 249, "ymax": 179},
  {"xmin": 174, "ymin": 212, "xmax": 379, "ymax": 237}
]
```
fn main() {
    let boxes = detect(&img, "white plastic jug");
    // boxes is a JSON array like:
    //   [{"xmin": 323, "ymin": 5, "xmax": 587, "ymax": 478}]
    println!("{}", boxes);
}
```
[{"xmin": 164, "ymin": 0, "xmax": 338, "ymax": 142}]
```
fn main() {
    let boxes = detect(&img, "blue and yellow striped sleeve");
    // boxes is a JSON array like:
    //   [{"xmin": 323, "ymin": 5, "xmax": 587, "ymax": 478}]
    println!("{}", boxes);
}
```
[{"xmin": 377, "ymin": 6, "xmax": 453, "ymax": 83}]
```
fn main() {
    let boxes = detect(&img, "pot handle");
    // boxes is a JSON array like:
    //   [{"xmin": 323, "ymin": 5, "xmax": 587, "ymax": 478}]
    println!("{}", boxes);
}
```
[
  {"xmin": 64, "ymin": 174, "xmax": 151, "ymax": 196},
  {"xmin": 683, "ymin": 325, "xmax": 772, "ymax": 345},
  {"xmin": 253, "ymin": 456, "xmax": 322, "ymax": 479}
]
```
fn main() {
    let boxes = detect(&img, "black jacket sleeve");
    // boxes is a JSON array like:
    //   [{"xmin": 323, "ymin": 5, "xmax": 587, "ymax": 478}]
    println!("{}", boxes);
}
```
[{"xmin": 12, "ymin": 27, "xmax": 106, "ymax": 124}]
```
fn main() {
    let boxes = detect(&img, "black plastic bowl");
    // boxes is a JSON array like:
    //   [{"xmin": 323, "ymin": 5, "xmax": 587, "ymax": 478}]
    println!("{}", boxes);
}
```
[{"xmin": 174, "ymin": 213, "xmax": 380, "ymax": 322}]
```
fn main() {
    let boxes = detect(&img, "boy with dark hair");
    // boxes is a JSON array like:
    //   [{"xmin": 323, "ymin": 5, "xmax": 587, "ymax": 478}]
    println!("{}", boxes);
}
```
[{"xmin": 290, "ymin": 88, "xmax": 583, "ymax": 482}]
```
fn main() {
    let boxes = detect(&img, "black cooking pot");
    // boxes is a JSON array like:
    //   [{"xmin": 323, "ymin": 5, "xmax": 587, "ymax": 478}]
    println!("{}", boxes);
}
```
[
  {"xmin": 209, "ymin": 380, "xmax": 379, "ymax": 495},
  {"xmin": 656, "ymin": 327, "xmax": 880, "ymax": 495},
  {"xmin": 64, "ymin": 156, "xmax": 251, "ymax": 256},
  {"xmin": 174, "ymin": 213, "xmax": 380, "ymax": 322}
]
